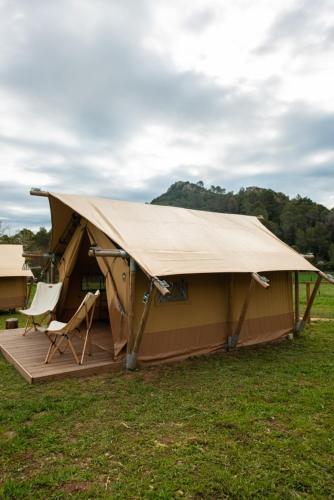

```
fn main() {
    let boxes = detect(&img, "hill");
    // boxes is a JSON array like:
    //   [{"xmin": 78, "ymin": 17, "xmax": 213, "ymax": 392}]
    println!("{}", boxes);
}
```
[{"xmin": 152, "ymin": 181, "xmax": 334, "ymax": 268}]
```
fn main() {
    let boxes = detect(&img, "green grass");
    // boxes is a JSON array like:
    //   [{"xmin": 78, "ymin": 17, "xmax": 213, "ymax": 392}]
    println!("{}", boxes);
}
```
[
  {"xmin": 0, "ymin": 285, "xmax": 36, "ymax": 330},
  {"xmin": 1, "ymin": 322, "xmax": 334, "ymax": 498},
  {"xmin": 297, "ymin": 272, "xmax": 334, "ymax": 319},
  {"xmin": 299, "ymin": 282, "xmax": 334, "ymax": 318}
]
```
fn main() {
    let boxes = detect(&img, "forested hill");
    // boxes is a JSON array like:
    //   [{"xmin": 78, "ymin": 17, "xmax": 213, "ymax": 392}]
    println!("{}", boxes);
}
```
[{"xmin": 151, "ymin": 181, "xmax": 334, "ymax": 268}]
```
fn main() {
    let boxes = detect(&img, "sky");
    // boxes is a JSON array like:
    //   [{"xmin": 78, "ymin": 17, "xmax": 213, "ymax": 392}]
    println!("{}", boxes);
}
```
[{"xmin": 0, "ymin": 0, "xmax": 333, "ymax": 231}]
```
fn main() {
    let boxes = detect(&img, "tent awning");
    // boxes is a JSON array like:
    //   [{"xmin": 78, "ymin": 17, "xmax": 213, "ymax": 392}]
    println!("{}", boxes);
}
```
[{"xmin": 48, "ymin": 193, "xmax": 318, "ymax": 277}]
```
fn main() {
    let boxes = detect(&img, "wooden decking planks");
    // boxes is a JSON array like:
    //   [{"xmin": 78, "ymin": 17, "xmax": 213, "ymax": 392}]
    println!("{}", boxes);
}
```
[{"xmin": 0, "ymin": 323, "xmax": 122, "ymax": 383}]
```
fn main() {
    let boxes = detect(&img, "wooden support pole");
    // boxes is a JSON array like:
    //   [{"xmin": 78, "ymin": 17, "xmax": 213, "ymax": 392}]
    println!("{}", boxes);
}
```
[
  {"xmin": 227, "ymin": 272, "xmax": 270, "ymax": 350},
  {"xmin": 294, "ymin": 271, "xmax": 300, "ymax": 331},
  {"xmin": 296, "ymin": 274, "xmax": 322, "ymax": 333},
  {"xmin": 126, "ymin": 258, "xmax": 136, "ymax": 355},
  {"xmin": 318, "ymin": 270, "xmax": 334, "ymax": 284},
  {"xmin": 132, "ymin": 285, "xmax": 155, "ymax": 355},
  {"xmin": 227, "ymin": 274, "xmax": 234, "ymax": 338},
  {"xmin": 50, "ymin": 255, "xmax": 55, "ymax": 284},
  {"xmin": 306, "ymin": 282, "xmax": 311, "ymax": 324},
  {"xmin": 227, "ymin": 276, "xmax": 255, "ymax": 350},
  {"xmin": 126, "ymin": 281, "xmax": 155, "ymax": 370}
]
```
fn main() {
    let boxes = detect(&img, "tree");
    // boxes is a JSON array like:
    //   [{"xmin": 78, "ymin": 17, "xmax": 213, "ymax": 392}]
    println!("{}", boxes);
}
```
[{"xmin": 151, "ymin": 180, "xmax": 333, "ymax": 267}]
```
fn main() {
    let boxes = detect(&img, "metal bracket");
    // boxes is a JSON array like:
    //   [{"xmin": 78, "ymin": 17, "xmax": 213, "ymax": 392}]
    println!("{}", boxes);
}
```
[
  {"xmin": 153, "ymin": 277, "xmax": 170, "ymax": 296},
  {"xmin": 88, "ymin": 246, "xmax": 128, "ymax": 258},
  {"xmin": 251, "ymin": 272, "xmax": 270, "ymax": 288},
  {"xmin": 226, "ymin": 335, "xmax": 239, "ymax": 351},
  {"xmin": 125, "ymin": 352, "xmax": 137, "ymax": 370},
  {"xmin": 30, "ymin": 188, "xmax": 49, "ymax": 197},
  {"xmin": 294, "ymin": 319, "xmax": 305, "ymax": 335}
]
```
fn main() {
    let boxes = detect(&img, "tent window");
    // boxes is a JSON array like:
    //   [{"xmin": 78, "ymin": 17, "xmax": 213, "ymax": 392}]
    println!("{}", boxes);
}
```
[
  {"xmin": 157, "ymin": 278, "xmax": 188, "ymax": 304},
  {"xmin": 81, "ymin": 274, "xmax": 106, "ymax": 292}
]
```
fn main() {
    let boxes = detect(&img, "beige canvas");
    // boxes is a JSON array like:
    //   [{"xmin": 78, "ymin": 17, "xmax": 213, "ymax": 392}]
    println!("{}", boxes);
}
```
[
  {"xmin": 0, "ymin": 245, "xmax": 33, "ymax": 278},
  {"xmin": 48, "ymin": 193, "xmax": 317, "ymax": 278},
  {"xmin": 57, "ymin": 220, "xmax": 86, "ymax": 313},
  {"xmin": 86, "ymin": 223, "xmax": 128, "ymax": 355},
  {"xmin": 134, "ymin": 270, "xmax": 294, "ymax": 362}
]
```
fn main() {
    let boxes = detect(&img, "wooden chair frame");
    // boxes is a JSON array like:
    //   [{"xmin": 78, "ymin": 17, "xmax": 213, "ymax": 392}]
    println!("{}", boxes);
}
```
[
  {"xmin": 44, "ymin": 299, "xmax": 97, "ymax": 365},
  {"xmin": 23, "ymin": 311, "xmax": 55, "ymax": 336}
]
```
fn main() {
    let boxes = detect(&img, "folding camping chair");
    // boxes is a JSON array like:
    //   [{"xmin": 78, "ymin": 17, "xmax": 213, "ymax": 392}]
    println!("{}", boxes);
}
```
[
  {"xmin": 39, "ymin": 290, "xmax": 100, "ymax": 365},
  {"xmin": 19, "ymin": 282, "xmax": 63, "ymax": 335}
]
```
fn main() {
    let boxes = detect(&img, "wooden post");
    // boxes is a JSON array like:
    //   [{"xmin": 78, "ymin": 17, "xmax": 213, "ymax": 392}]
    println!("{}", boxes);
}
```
[
  {"xmin": 294, "ymin": 271, "xmax": 299, "ymax": 329},
  {"xmin": 227, "ymin": 274, "xmax": 234, "ymax": 338},
  {"xmin": 227, "ymin": 275, "xmax": 256, "ymax": 350},
  {"xmin": 318, "ymin": 270, "xmax": 334, "ymax": 284},
  {"xmin": 306, "ymin": 282, "xmax": 311, "ymax": 324},
  {"xmin": 50, "ymin": 256, "xmax": 55, "ymax": 284},
  {"xmin": 126, "ymin": 258, "xmax": 136, "ymax": 355},
  {"xmin": 296, "ymin": 274, "xmax": 322, "ymax": 333},
  {"xmin": 126, "ymin": 281, "xmax": 155, "ymax": 370},
  {"xmin": 132, "ymin": 285, "xmax": 155, "ymax": 355}
]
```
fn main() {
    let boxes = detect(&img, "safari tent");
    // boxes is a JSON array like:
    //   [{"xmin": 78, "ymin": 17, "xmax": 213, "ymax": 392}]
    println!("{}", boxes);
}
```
[
  {"xmin": 0, "ymin": 245, "xmax": 33, "ymax": 310},
  {"xmin": 32, "ymin": 190, "xmax": 324, "ymax": 368}
]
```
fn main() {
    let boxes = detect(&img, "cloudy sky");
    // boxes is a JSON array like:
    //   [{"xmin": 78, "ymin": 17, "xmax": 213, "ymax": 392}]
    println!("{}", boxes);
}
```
[{"xmin": 0, "ymin": 0, "xmax": 333, "ymax": 230}]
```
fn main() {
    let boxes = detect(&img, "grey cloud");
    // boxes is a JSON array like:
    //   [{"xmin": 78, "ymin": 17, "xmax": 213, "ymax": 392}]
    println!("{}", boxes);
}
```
[
  {"xmin": 217, "ymin": 103, "xmax": 334, "ymax": 168},
  {"xmin": 0, "ymin": 0, "xmax": 269, "ymax": 146},
  {"xmin": 184, "ymin": 8, "xmax": 216, "ymax": 33},
  {"xmin": 0, "ymin": 182, "xmax": 50, "ymax": 229},
  {"xmin": 255, "ymin": 0, "xmax": 334, "ymax": 54},
  {"xmin": 0, "ymin": 0, "xmax": 333, "ymax": 230},
  {"xmin": 277, "ymin": 105, "xmax": 334, "ymax": 155}
]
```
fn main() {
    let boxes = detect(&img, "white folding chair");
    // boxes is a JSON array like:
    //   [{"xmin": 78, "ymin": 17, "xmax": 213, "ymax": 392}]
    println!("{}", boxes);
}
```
[
  {"xmin": 19, "ymin": 282, "xmax": 63, "ymax": 335},
  {"xmin": 39, "ymin": 290, "xmax": 100, "ymax": 365}
]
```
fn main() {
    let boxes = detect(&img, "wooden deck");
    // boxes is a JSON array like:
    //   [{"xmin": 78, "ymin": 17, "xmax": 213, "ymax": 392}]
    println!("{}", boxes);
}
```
[{"xmin": 0, "ymin": 322, "xmax": 123, "ymax": 383}]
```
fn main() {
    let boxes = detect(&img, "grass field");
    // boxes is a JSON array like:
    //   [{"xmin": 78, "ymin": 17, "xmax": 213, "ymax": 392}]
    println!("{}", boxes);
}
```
[
  {"xmin": 299, "ymin": 281, "xmax": 334, "ymax": 319},
  {"xmin": 0, "ymin": 321, "xmax": 334, "ymax": 498},
  {"xmin": 0, "ymin": 277, "xmax": 333, "ymax": 497}
]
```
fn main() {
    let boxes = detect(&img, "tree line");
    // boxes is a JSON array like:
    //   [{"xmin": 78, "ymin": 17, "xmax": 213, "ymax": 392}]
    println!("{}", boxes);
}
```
[
  {"xmin": 1, "ymin": 182, "xmax": 333, "ymax": 269},
  {"xmin": 151, "ymin": 181, "xmax": 334, "ymax": 269},
  {"xmin": 0, "ymin": 224, "xmax": 50, "ymax": 252}
]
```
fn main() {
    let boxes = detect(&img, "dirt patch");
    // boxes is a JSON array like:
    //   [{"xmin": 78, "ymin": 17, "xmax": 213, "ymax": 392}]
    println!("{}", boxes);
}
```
[
  {"xmin": 62, "ymin": 481, "xmax": 91, "ymax": 494},
  {"xmin": 3, "ymin": 430, "xmax": 17, "ymax": 440}
]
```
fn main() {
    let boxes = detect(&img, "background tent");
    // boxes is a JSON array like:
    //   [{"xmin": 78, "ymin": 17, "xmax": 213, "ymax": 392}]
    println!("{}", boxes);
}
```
[{"xmin": 0, "ymin": 245, "xmax": 33, "ymax": 310}]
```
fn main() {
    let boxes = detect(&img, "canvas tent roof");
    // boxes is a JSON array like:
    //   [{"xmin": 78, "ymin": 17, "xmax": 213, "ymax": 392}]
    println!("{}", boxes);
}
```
[
  {"xmin": 48, "ymin": 193, "xmax": 317, "ymax": 277},
  {"xmin": 0, "ymin": 245, "xmax": 33, "ymax": 278}
]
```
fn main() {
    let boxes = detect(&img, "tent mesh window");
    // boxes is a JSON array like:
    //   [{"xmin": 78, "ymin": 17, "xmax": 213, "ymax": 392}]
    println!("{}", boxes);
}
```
[
  {"xmin": 81, "ymin": 274, "xmax": 106, "ymax": 292},
  {"xmin": 157, "ymin": 278, "xmax": 188, "ymax": 304}
]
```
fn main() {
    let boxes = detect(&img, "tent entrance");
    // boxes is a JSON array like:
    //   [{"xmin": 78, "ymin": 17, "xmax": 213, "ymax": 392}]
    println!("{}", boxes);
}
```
[
  {"xmin": 60, "ymin": 231, "xmax": 109, "ymax": 324},
  {"xmin": 57, "ymin": 224, "xmax": 129, "ymax": 359}
]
